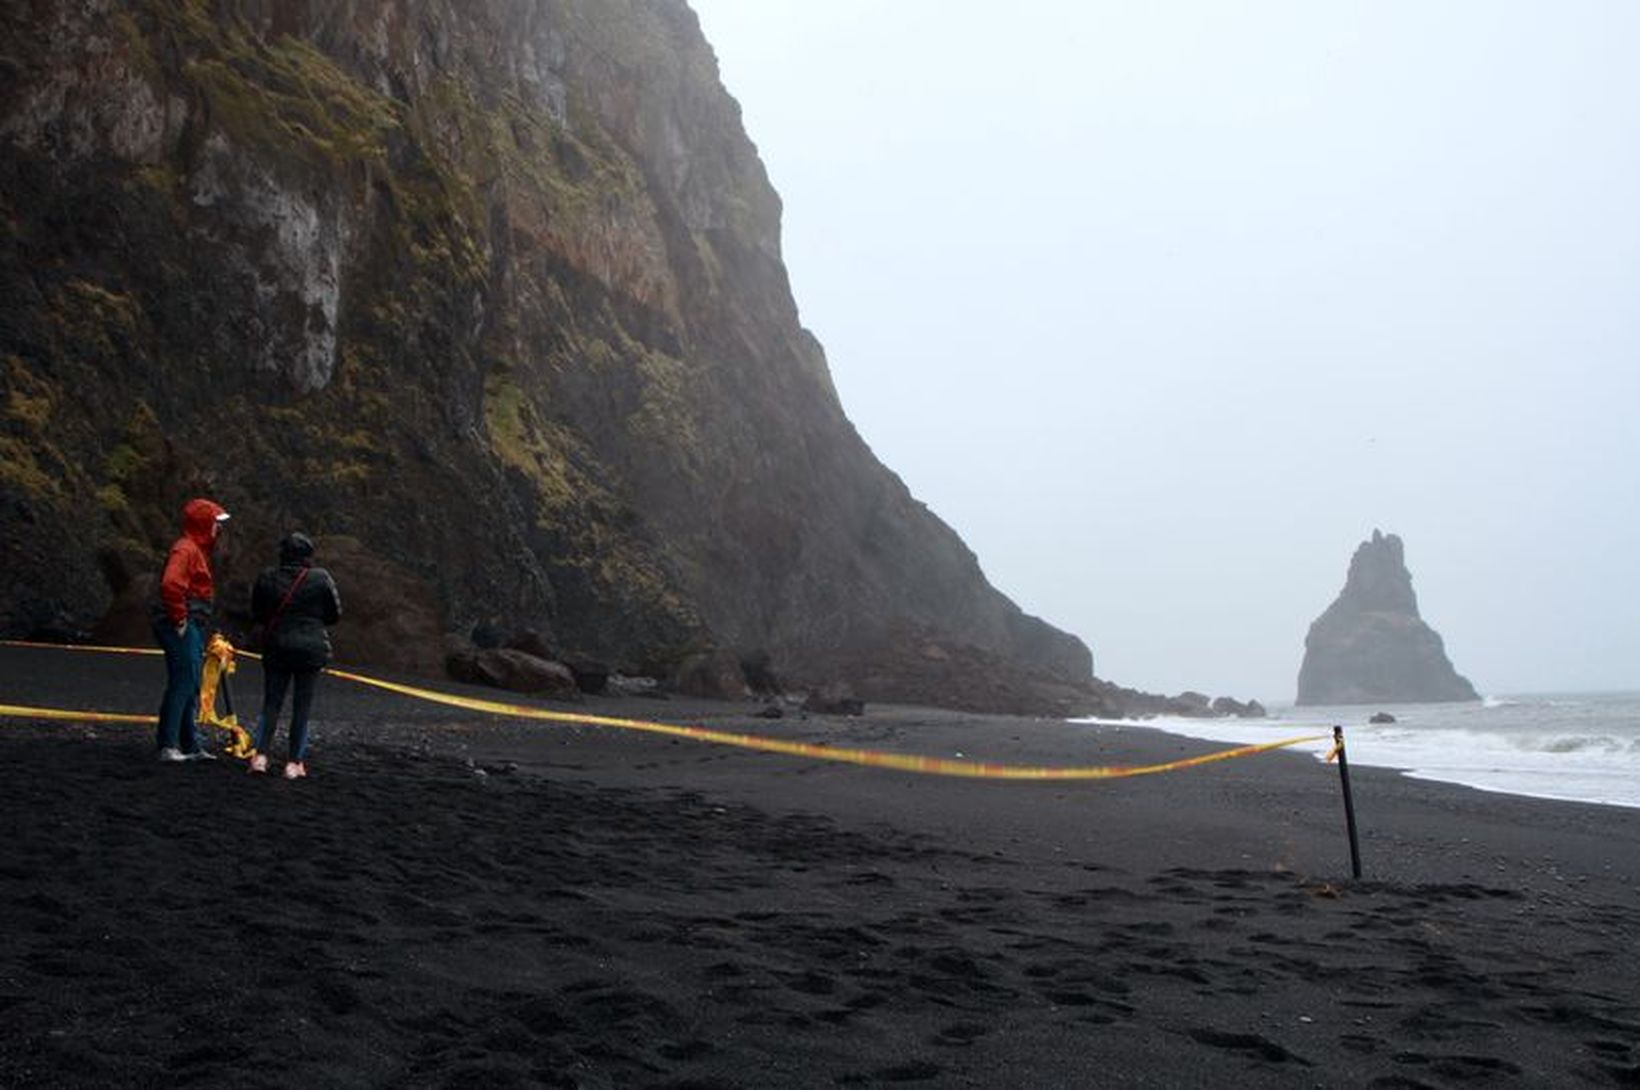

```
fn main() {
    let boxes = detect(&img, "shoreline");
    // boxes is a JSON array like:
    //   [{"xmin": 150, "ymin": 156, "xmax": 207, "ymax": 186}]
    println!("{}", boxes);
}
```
[
  {"xmin": 1088, "ymin": 690, "xmax": 1640, "ymax": 813},
  {"xmin": 4, "ymin": 646, "xmax": 1640, "ymax": 1085}
]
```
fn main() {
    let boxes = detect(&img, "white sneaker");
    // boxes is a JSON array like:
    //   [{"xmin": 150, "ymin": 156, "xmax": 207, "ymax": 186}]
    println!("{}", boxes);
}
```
[
  {"xmin": 158, "ymin": 747, "xmax": 188, "ymax": 763},
  {"xmin": 283, "ymin": 760, "xmax": 308, "ymax": 780},
  {"xmin": 186, "ymin": 749, "xmax": 217, "ymax": 762},
  {"xmin": 248, "ymin": 753, "xmax": 269, "ymax": 774}
]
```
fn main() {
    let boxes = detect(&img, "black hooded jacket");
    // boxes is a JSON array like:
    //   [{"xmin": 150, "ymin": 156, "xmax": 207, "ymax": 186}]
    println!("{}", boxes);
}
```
[{"xmin": 252, "ymin": 561, "xmax": 342, "ymax": 670}]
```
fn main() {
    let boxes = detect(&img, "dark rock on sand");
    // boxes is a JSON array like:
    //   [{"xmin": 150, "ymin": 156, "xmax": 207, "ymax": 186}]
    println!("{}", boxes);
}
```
[
  {"xmin": 1091, "ymin": 683, "xmax": 1267, "ymax": 720},
  {"xmin": 566, "ymin": 660, "xmax": 611, "ymax": 696},
  {"xmin": 446, "ymin": 647, "xmax": 578, "ymax": 697},
  {"xmin": 607, "ymin": 674, "xmax": 665, "ymax": 699},
  {"xmin": 1298, "ymin": 530, "xmax": 1479, "ymax": 706},
  {"xmin": 671, "ymin": 649, "xmax": 751, "ymax": 701},
  {"xmin": 803, "ymin": 682, "xmax": 865, "ymax": 716},
  {"xmin": 1177, "ymin": 691, "xmax": 1212, "ymax": 714},
  {"xmin": 1212, "ymin": 695, "xmax": 1268, "ymax": 719},
  {"xmin": 505, "ymin": 628, "xmax": 559, "ymax": 662},
  {"xmin": 1369, "ymin": 711, "xmax": 1397, "ymax": 724}
]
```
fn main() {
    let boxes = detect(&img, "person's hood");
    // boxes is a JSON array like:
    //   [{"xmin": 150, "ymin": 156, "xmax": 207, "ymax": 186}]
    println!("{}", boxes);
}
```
[
  {"xmin": 181, "ymin": 498, "xmax": 228, "ymax": 548},
  {"xmin": 278, "ymin": 531, "xmax": 315, "ymax": 567}
]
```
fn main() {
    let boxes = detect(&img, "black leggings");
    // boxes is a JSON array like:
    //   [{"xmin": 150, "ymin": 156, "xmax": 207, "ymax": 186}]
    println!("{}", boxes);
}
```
[{"xmin": 255, "ymin": 660, "xmax": 320, "ymax": 760}]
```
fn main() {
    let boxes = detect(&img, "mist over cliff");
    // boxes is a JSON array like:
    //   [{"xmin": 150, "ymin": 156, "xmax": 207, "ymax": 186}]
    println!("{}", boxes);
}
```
[{"xmin": 0, "ymin": 0, "xmax": 1103, "ymax": 712}]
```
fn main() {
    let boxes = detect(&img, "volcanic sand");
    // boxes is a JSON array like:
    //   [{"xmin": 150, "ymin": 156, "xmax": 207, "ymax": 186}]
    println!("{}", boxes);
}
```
[{"xmin": 2, "ymin": 645, "xmax": 1638, "ymax": 1087}]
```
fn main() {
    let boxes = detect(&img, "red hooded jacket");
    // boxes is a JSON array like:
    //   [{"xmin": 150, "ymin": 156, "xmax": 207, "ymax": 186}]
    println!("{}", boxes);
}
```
[{"xmin": 159, "ymin": 498, "xmax": 227, "ymax": 626}]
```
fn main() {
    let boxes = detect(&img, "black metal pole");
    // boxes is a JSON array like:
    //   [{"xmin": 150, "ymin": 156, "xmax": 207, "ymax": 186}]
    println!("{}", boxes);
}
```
[{"xmin": 1333, "ymin": 725, "xmax": 1362, "ymax": 879}]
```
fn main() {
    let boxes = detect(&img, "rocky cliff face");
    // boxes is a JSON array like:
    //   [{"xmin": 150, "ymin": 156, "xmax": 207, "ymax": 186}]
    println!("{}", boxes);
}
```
[
  {"xmin": 1296, "ymin": 530, "xmax": 1478, "ymax": 706},
  {"xmin": 0, "ymin": 0, "xmax": 1095, "ymax": 712}
]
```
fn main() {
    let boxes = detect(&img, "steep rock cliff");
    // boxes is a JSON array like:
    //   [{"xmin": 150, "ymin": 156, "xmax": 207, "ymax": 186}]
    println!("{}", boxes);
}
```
[
  {"xmin": 1296, "ymin": 530, "xmax": 1478, "ymax": 705},
  {"xmin": 0, "ymin": 0, "xmax": 1094, "ymax": 711}
]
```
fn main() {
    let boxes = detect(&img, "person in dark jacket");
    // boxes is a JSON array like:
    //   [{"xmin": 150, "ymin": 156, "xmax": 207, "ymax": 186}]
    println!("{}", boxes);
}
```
[
  {"xmin": 248, "ymin": 532, "xmax": 341, "ymax": 779},
  {"xmin": 152, "ymin": 497, "xmax": 230, "ymax": 762}
]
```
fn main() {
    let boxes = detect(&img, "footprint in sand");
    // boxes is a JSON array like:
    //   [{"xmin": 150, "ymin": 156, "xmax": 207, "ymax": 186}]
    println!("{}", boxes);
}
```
[
  {"xmin": 1187, "ymin": 1027, "xmax": 1311, "ymax": 1066},
  {"xmin": 929, "ymin": 1020, "xmax": 989, "ymax": 1046}
]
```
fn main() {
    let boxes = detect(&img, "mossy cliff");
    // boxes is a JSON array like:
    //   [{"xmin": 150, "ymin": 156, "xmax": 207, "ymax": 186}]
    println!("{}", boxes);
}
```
[{"xmin": 0, "ymin": 0, "xmax": 1094, "ymax": 711}]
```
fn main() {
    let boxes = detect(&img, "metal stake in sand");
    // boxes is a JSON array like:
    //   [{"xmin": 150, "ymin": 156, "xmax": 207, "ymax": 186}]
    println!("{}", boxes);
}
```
[{"xmin": 1330, "ymin": 725, "xmax": 1363, "ymax": 879}]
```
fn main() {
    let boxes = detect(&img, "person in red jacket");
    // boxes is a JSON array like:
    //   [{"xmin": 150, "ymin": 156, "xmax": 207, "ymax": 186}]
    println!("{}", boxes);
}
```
[{"xmin": 152, "ymin": 497, "xmax": 230, "ymax": 762}]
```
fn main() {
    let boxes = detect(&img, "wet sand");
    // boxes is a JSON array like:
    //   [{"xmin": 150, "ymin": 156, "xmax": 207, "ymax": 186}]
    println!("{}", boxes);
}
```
[{"xmin": 2, "ymin": 644, "xmax": 1638, "ymax": 1087}]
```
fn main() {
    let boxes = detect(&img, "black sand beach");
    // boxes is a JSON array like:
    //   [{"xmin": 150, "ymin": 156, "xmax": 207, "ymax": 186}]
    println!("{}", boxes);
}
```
[{"xmin": 3, "ymin": 644, "xmax": 1638, "ymax": 1087}]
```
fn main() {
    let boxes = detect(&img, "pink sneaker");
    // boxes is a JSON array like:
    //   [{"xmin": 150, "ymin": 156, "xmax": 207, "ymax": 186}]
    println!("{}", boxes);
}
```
[
  {"xmin": 248, "ymin": 753, "xmax": 269, "ymax": 774},
  {"xmin": 283, "ymin": 760, "xmax": 308, "ymax": 780}
]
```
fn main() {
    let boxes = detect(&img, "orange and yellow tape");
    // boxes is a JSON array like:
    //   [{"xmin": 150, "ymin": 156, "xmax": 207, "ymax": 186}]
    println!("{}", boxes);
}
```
[{"xmin": 2, "ymin": 640, "xmax": 1327, "ymax": 780}]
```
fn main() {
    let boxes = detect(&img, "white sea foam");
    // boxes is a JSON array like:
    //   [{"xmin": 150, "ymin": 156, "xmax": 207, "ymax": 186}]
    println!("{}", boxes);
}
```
[{"xmin": 1071, "ymin": 691, "xmax": 1640, "ymax": 810}]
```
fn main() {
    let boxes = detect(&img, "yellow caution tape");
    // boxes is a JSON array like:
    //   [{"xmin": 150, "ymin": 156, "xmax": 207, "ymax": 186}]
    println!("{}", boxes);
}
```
[
  {"xmin": 198, "ymin": 633, "xmax": 256, "ymax": 758},
  {"xmin": 323, "ymin": 668, "xmax": 1329, "ymax": 780},
  {"xmin": 0, "ymin": 638, "xmax": 254, "ymax": 755},
  {"xmin": 2, "ymin": 640, "xmax": 1328, "ymax": 780},
  {"xmin": 0, "ymin": 639, "xmax": 164, "ymax": 655},
  {"xmin": 0, "ymin": 703, "xmax": 154, "ymax": 725}
]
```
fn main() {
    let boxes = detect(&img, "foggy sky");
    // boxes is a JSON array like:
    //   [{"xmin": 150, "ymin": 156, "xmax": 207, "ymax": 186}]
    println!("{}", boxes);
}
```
[{"xmin": 689, "ymin": 0, "xmax": 1640, "ymax": 702}]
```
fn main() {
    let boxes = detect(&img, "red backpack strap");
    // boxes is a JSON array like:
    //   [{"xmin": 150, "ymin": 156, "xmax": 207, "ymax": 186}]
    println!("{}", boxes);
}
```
[{"xmin": 267, "ymin": 567, "xmax": 311, "ymax": 633}]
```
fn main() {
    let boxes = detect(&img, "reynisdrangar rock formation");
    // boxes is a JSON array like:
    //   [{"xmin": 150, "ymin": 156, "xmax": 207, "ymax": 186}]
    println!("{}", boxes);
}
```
[{"xmin": 1296, "ymin": 530, "xmax": 1478, "ymax": 706}]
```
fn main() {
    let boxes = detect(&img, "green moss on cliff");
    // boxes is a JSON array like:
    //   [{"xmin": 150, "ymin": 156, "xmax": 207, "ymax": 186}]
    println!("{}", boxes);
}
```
[
  {"xmin": 186, "ymin": 35, "xmax": 399, "ymax": 168},
  {"xmin": 0, "ymin": 437, "xmax": 58, "ymax": 496},
  {"xmin": 404, "ymin": 73, "xmax": 651, "ymax": 283},
  {"xmin": 94, "ymin": 482, "xmax": 131, "ymax": 517},
  {"xmin": 103, "ymin": 442, "xmax": 144, "ymax": 483},
  {"xmin": 482, "ymin": 368, "xmax": 695, "ymax": 630},
  {"xmin": 5, "ymin": 383, "xmax": 52, "ymax": 431},
  {"xmin": 630, "ymin": 349, "xmax": 702, "ymax": 479},
  {"xmin": 0, "ymin": 359, "xmax": 79, "ymax": 500},
  {"xmin": 93, "ymin": 402, "xmax": 176, "ymax": 547},
  {"xmin": 484, "ymin": 372, "xmax": 579, "ymax": 508},
  {"xmin": 47, "ymin": 281, "xmax": 143, "ymax": 363},
  {"xmin": 110, "ymin": 10, "xmax": 164, "ymax": 86}
]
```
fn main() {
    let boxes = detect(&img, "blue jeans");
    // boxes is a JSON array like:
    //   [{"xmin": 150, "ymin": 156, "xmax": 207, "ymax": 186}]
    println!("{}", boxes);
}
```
[
  {"xmin": 256, "ymin": 659, "xmax": 319, "ymax": 760},
  {"xmin": 154, "ymin": 619, "xmax": 204, "ymax": 753}
]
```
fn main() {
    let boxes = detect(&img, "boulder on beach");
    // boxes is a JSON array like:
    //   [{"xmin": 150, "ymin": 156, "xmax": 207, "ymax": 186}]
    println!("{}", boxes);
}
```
[
  {"xmin": 447, "ymin": 647, "xmax": 579, "ymax": 697},
  {"xmin": 671, "ymin": 649, "xmax": 751, "ymax": 701},
  {"xmin": 802, "ymin": 683, "xmax": 865, "ymax": 717}
]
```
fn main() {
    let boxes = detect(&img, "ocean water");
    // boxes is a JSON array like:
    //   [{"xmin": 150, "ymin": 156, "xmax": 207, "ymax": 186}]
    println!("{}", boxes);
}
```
[{"xmin": 1072, "ymin": 691, "xmax": 1640, "ymax": 811}]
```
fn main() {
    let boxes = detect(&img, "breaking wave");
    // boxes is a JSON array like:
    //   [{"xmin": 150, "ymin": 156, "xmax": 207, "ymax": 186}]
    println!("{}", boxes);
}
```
[{"xmin": 1072, "ymin": 691, "xmax": 1640, "ymax": 810}]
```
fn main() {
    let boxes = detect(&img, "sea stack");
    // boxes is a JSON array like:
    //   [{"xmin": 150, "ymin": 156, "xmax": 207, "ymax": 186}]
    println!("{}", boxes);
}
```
[{"xmin": 1296, "ymin": 530, "xmax": 1478, "ymax": 706}]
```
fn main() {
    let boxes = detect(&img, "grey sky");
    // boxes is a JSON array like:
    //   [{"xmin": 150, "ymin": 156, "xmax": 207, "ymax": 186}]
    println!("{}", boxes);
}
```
[{"xmin": 688, "ymin": 1, "xmax": 1640, "ymax": 702}]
